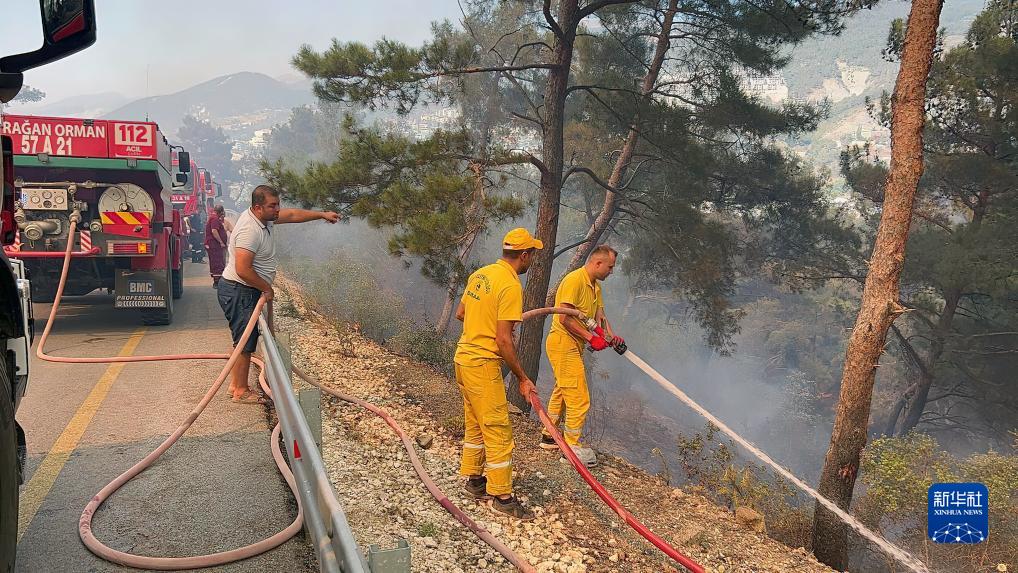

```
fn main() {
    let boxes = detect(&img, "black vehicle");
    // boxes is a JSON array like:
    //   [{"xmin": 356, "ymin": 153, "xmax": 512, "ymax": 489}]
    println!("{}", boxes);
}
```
[{"xmin": 1, "ymin": 2, "xmax": 97, "ymax": 570}]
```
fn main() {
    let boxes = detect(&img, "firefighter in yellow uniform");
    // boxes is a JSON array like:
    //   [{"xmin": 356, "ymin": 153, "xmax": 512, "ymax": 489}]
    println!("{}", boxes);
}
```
[
  {"xmin": 540, "ymin": 245, "xmax": 624, "ymax": 467},
  {"xmin": 454, "ymin": 228, "xmax": 542, "ymax": 520}
]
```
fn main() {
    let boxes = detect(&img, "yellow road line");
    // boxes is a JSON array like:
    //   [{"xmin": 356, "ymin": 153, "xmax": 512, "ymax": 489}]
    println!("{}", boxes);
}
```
[{"xmin": 17, "ymin": 328, "xmax": 147, "ymax": 542}]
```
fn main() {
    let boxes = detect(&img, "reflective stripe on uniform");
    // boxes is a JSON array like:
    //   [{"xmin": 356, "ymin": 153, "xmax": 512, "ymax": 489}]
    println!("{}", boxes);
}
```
[
  {"xmin": 485, "ymin": 459, "xmax": 512, "ymax": 469},
  {"xmin": 463, "ymin": 442, "xmax": 485, "ymax": 450}
]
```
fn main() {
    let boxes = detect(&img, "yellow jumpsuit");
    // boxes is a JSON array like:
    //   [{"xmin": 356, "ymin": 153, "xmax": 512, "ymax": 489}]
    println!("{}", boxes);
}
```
[
  {"xmin": 454, "ymin": 259, "xmax": 523, "ymax": 496},
  {"xmin": 545, "ymin": 267, "xmax": 603, "ymax": 447}
]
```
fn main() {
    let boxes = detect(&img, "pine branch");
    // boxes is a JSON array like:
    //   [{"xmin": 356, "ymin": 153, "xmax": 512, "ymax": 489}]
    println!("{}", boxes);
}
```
[
  {"xmin": 563, "ymin": 166, "xmax": 616, "ymax": 193},
  {"xmin": 544, "ymin": 0, "xmax": 565, "ymax": 39},
  {"xmin": 579, "ymin": 0, "xmax": 639, "ymax": 19},
  {"xmin": 554, "ymin": 237, "xmax": 595, "ymax": 258}
]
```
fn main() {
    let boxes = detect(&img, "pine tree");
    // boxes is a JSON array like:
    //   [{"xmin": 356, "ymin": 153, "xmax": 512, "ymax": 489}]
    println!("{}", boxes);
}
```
[
  {"xmin": 262, "ymin": 122, "xmax": 525, "ymax": 333},
  {"xmin": 843, "ymin": 0, "xmax": 1018, "ymax": 439},
  {"xmin": 177, "ymin": 115, "xmax": 238, "ymax": 184},
  {"xmin": 812, "ymin": 0, "xmax": 944, "ymax": 566}
]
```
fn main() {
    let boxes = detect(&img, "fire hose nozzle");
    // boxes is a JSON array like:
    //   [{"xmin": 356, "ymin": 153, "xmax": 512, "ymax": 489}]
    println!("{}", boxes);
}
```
[{"xmin": 613, "ymin": 341, "xmax": 627, "ymax": 355}]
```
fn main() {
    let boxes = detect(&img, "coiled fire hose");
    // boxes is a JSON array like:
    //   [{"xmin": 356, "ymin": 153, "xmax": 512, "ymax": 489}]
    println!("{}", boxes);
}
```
[
  {"xmin": 33, "ymin": 221, "xmax": 302, "ymax": 569},
  {"xmin": 519, "ymin": 307, "xmax": 705, "ymax": 573}
]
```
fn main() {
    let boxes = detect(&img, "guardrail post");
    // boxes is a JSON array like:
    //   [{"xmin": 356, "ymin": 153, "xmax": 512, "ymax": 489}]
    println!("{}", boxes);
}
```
[
  {"xmin": 277, "ymin": 330, "xmax": 323, "ymax": 453},
  {"xmin": 367, "ymin": 539, "xmax": 412, "ymax": 573},
  {"xmin": 276, "ymin": 332, "xmax": 292, "ymax": 376},
  {"xmin": 299, "ymin": 388, "xmax": 322, "ymax": 454}
]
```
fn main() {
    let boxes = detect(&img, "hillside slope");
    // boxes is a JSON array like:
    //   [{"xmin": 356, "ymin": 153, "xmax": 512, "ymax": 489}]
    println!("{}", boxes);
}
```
[{"xmin": 275, "ymin": 276, "xmax": 837, "ymax": 573}]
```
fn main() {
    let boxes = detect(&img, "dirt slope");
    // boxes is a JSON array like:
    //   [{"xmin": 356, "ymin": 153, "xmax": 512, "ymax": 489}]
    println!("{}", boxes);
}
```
[{"xmin": 275, "ymin": 276, "xmax": 835, "ymax": 573}]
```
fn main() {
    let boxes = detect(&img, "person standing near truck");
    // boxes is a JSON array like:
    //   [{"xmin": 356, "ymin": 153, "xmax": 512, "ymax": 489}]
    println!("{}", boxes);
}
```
[
  {"xmin": 218, "ymin": 185, "xmax": 340, "ymax": 403},
  {"xmin": 204, "ymin": 205, "xmax": 228, "ymax": 287},
  {"xmin": 188, "ymin": 212, "xmax": 205, "ymax": 263}
]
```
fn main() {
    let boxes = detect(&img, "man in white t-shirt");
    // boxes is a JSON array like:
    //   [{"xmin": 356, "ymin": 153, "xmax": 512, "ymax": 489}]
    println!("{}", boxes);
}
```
[{"xmin": 218, "ymin": 184, "xmax": 340, "ymax": 403}]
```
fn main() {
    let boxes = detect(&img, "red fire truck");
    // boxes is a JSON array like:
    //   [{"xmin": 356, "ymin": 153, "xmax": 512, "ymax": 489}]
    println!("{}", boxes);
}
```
[
  {"xmin": 171, "ymin": 152, "xmax": 223, "ymax": 262},
  {"xmin": 172, "ymin": 152, "xmax": 204, "ymax": 261},
  {"xmin": 1, "ymin": 114, "xmax": 186, "ymax": 325}
]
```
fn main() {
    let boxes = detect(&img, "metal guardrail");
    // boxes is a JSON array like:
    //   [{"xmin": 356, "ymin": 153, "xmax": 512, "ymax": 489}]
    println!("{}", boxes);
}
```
[{"xmin": 257, "ymin": 312, "xmax": 369, "ymax": 573}]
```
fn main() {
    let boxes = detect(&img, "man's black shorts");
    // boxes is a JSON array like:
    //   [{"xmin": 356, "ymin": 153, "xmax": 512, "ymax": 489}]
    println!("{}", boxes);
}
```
[{"xmin": 217, "ymin": 279, "xmax": 262, "ymax": 353}]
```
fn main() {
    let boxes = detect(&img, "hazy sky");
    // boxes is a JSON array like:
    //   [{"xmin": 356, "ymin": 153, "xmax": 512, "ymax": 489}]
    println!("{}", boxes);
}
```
[{"xmin": 1, "ymin": 0, "xmax": 461, "ymax": 102}]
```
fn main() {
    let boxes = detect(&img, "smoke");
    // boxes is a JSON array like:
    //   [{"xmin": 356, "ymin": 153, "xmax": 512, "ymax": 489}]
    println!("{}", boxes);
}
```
[{"xmin": 274, "ymin": 212, "xmax": 834, "ymax": 483}]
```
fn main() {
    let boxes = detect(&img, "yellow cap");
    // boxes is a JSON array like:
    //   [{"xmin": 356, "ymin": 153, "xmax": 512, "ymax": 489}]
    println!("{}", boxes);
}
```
[{"xmin": 502, "ymin": 228, "xmax": 544, "ymax": 251}]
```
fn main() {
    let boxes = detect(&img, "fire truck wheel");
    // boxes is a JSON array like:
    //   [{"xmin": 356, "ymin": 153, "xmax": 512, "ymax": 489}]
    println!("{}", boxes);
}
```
[
  {"xmin": 172, "ymin": 267, "xmax": 183, "ymax": 300},
  {"xmin": 141, "ymin": 267, "xmax": 174, "ymax": 326},
  {"xmin": 170, "ymin": 239, "xmax": 183, "ymax": 300},
  {"xmin": 30, "ymin": 282, "xmax": 58, "ymax": 304},
  {"xmin": 1, "ymin": 344, "xmax": 19, "ymax": 572}
]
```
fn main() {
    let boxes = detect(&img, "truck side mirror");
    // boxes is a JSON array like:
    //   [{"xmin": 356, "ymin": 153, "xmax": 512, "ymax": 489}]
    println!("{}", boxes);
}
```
[
  {"xmin": 177, "ymin": 152, "xmax": 191, "ymax": 172},
  {"xmin": 174, "ymin": 173, "xmax": 188, "ymax": 185},
  {"xmin": 0, "ymin": 0, "xmax": 97, "ymax": 76},
  {"xmin": 215, "ymin": 183, "xmax": 223, "ymax": 198}
]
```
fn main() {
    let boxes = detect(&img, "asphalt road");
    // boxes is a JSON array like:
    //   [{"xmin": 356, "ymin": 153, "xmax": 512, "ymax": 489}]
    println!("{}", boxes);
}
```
[{"xmin": 14, "ymin": 260, "xmax": 315, "ymax": 572}]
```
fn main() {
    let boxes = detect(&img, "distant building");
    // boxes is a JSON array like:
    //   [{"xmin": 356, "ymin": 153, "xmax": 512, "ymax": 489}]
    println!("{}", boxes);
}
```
[{"xmin": 743, "ymin": 73, "xmax": 789, "ymax": 103}]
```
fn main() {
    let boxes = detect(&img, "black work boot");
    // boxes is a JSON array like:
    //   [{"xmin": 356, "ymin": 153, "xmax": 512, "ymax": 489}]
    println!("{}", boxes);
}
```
[
  {"xmin": 464, "ymin": 476, "xmax": 489, "ymax": 499},
  {"xmin": 489, "ymin": 495, "xmax": 535, "ymax": 521}
]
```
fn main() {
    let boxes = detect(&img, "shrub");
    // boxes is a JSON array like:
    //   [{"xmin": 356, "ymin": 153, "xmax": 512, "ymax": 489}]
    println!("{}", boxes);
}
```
[
  {"xmin": 859, "ymin": 433, "xmax": 1017, "ymax": 572},
  {"xmin": 387, "ymin": 317, "xmax": 455, "ymax": 372},
  {"xmin": 676, "ymin": 423, "xmax": 813, "ymax": 549},
  {"xmin": 283, "ymin": 250, "xmax": 454, "ymax": 370}
]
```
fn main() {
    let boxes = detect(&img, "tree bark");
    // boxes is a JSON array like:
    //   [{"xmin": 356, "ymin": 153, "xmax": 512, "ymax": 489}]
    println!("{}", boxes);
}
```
[
  {"xmin": 811, "ymin": 0, "xmax": 944, "ymax": 568},
  {"xmin": 437, "ymin": 79, "xmax": 497, "ymax": 336},
  {"xmin": 437, "ymin": 161, "xmax": 489, "ymax": 336},
  {"xmin": 546, "ymin": 0, "xmax": 678, "ymax": 306},
  {"xmin": 513, "ymin": 0, "xmax": 581, "ymax": 411},
  {"xmin": 898, "ymin": 288, "xmax": 961, "ymax": 433},
  {"xmin": 437, "ymin": 286, "xmax": 458, "ymax": 336}
]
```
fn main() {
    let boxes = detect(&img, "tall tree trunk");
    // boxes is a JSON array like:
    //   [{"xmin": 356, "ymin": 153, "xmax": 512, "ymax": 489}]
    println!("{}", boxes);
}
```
[
  {"xmin": 898, "ymin": 288, "xmax": 961, "ymax": 433},
  {"xmin": 437, "ymin": 285, "xmax": 459, "ymax": 336},
  {"xmin": 546, "ymin": 0, "xmax": 678, "ymax": 305},
  {"xmin": 811, "ymin": 0, "xmax": 943, "ymax": 568},
  {"xmin": 437, "ymin": 161, "xmax": 489, "ymax": 336},
  {"xmin": 513, "ymin": 0, "xmax": 580, "ymax": 411},
  {"xmin": 438, "ymin": 80, "xmax": 497, "ymax": 336}
]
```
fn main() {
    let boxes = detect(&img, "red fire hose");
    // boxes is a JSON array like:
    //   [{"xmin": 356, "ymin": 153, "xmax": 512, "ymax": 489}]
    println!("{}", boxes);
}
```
[{"xmin": 519, "ymin": 307, "xmax": 705, "ymax": 573}]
